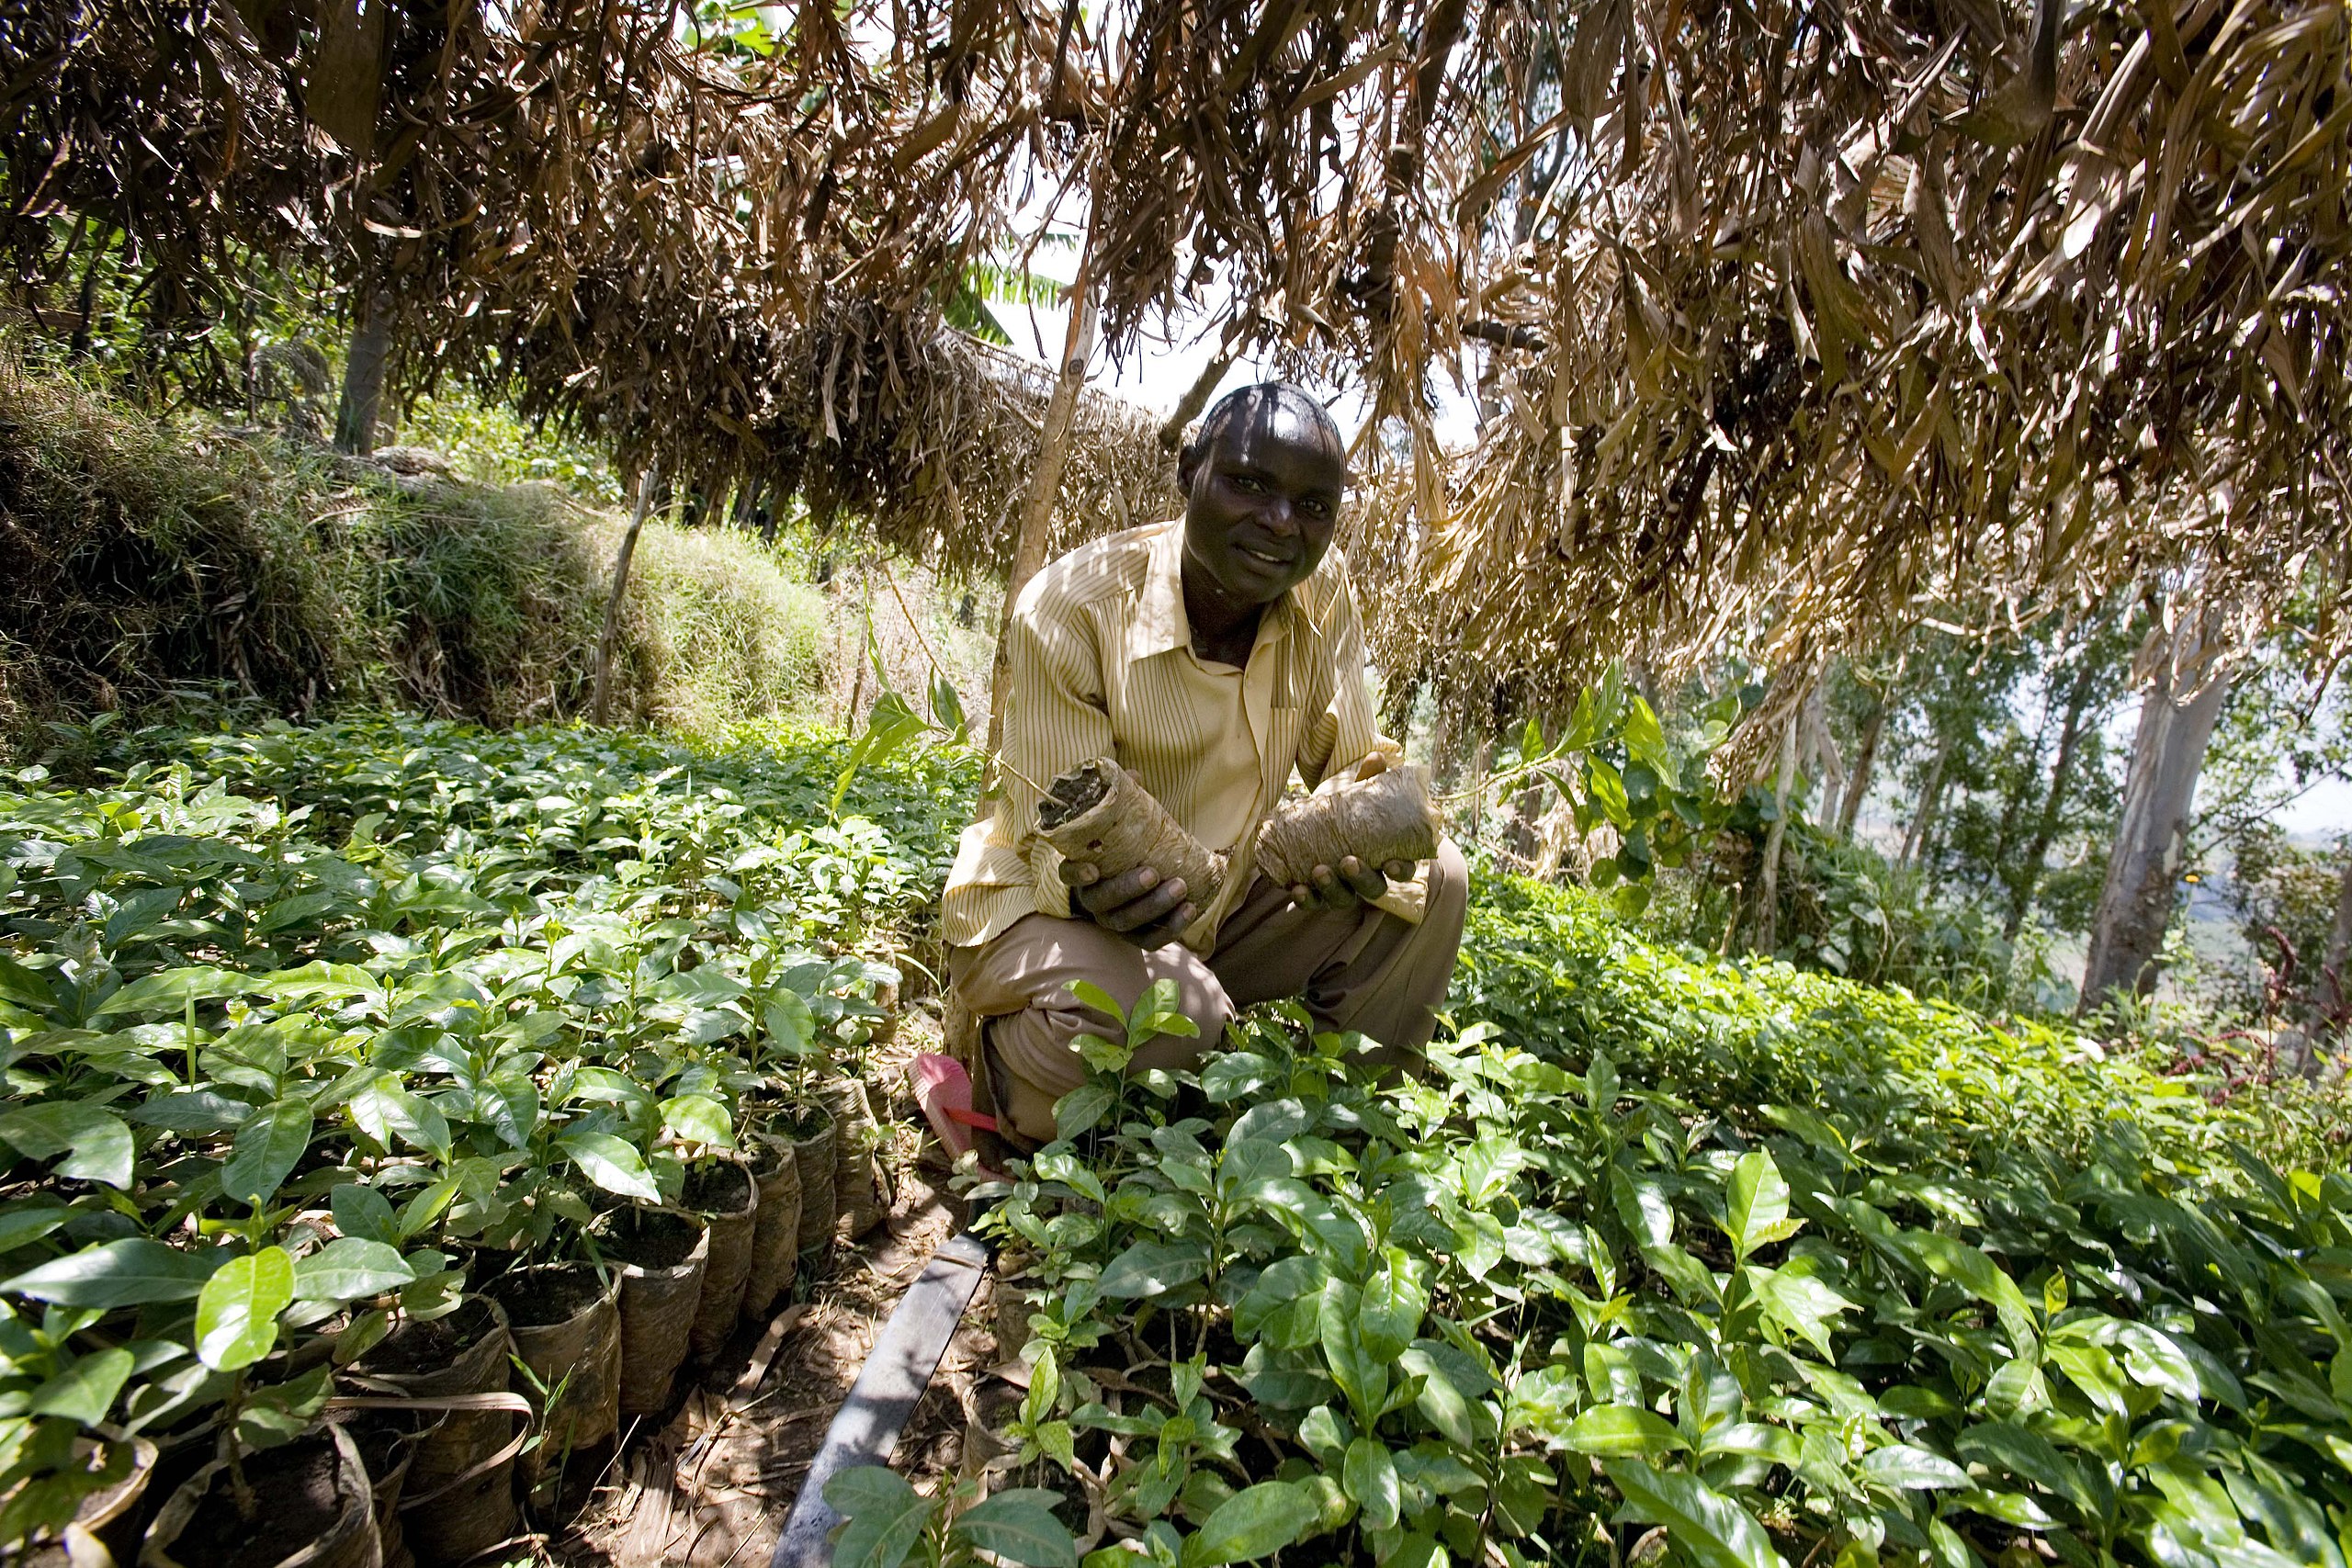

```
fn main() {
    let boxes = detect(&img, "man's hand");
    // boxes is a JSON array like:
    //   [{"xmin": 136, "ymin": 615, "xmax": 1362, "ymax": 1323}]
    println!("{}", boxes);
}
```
[
  {"xmin": 1063, "ymin": 861, "xmax": 1198, "ymax": 947},
  {"xmin": 1289, "ymin": 856, "xmax": 1415, "ymax": 912}
]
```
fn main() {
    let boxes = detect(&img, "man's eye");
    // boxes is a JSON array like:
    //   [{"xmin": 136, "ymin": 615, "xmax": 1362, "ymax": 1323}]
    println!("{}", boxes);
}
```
[
  {"xmin": 1301, "ymin": 499, "xmax": 1333, "ymax": 519},
  {"xmin": 1227, "ymin": 475, "xmax": 1265, "ymax": 494}
]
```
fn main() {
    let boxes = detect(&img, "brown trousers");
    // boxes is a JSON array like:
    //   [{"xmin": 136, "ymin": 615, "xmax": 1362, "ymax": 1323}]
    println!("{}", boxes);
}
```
[{"xmin": 948, "ymin": 840, "xmax": 1468, "ymax": 1142}]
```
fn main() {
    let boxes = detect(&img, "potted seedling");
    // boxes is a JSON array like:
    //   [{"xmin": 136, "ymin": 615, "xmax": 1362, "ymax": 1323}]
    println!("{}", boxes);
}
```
[
  {"xmin": 671, "ymin": 1100, "xmax": 759, "ymax": 1359},
  {"xmin": 738, "ymin": 967, "xmax": 838, "ymax": 1260}
]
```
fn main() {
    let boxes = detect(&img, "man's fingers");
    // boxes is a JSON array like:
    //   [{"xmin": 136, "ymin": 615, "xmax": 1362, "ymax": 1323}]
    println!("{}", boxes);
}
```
[
  {"xmin": 1131, "ymin": 902, "xmax": 1199, "ymax": 948},
  {"xmin": 1097, "ymin": 876, "xmax": 1188, "ymax": 932},
  {"xmin": 1080, "ymin": 864, "xmax": 1159, "ymax": 911},
  {"xmin": 1060, "ymin": 860, "xmax": 1102, "ymax": 887},
  {"xmin": 1339, "ymin": 854, "xmax": 1386, "ymax": 902},
  {"xmin": 1382, "ymin": 859, "xmax": 1412, "ymax": 883},
  {"xmin": 1307, "ymin": 863, "xmax": 1360, "ymax": 908}
]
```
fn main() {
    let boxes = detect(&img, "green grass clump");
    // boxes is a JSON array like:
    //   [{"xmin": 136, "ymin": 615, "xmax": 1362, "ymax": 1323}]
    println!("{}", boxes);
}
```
[{"xmin": 605, "ymin": 516, "xmax": 828, "ymax": 738}]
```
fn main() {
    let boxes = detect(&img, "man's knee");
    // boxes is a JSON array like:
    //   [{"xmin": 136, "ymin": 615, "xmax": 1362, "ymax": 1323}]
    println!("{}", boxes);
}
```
[{"xmin": 950, "ymin": 923, "xmax": 1233, "ymax": 1143}]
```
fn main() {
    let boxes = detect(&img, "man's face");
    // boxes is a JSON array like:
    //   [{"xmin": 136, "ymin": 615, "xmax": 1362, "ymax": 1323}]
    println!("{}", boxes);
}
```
[{"xmin": 1180, "ymin": 398, "xmax": 1347, "ymax": 613}]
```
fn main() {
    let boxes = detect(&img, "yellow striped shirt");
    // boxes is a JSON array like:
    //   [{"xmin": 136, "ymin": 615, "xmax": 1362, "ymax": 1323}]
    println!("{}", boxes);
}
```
[{"xmin": 943, "ymin": 519, "xmax": 1425, "ymax": 950}]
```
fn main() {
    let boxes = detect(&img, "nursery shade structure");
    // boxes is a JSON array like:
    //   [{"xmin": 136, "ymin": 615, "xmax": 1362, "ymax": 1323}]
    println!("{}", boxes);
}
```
[{"xmin": 5, "ymin": 0, "xmax": 2349, "ymax": 692}]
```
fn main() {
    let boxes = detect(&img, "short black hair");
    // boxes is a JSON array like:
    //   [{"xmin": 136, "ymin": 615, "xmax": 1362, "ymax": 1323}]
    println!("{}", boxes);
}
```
[{"xmin": 1188, "ymin": 380, "xmax": 1344, "ymax": 461}]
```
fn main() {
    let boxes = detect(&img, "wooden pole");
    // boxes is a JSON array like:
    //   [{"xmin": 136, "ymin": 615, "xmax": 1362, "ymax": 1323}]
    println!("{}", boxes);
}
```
[
  {"xmin": 592, "ymin": 461, "xmax": 659, "ymax": 727},
  {"xmin": 983, "ymin": 222, "xmax": 1099, "ymax": 764}
]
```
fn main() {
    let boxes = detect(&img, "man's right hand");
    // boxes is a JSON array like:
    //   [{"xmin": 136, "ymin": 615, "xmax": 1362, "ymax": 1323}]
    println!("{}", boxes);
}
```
[{"xmin": 1062, "ymin": 862, "xmax": 1197, "ymax": 948}]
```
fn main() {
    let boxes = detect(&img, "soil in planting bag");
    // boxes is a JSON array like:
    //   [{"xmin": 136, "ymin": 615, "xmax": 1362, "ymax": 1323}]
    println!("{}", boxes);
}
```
[
  {"xmin": 740, "ymin": 1131, "xmax": 804, "ymax": 1322},
  {"xmin": 1037, "ymin": 760, "xmax": 1227, "ymax": 925},
  {"xmin": 480, "ymin": 1262, "xmax": 622, "ymax": 1502},
  {"xmin": 868, "ymin": 971, "xmax": 901, "ymax": 1045},
  {"xmin": 788, "ymin": 1110, "xmax": 838, "ymax": 1258},
  {"xmin": 140, "ymin": 1422, "xmax": 379, "ymax": 1568},
  {"xmin": 348, "ymin": 1296, "xmax": 517, "ymax": 1567},
  {"xmin": 334, "ymin": 1409, "xmax": 442, "ymax": 1568},
  {"xmin": 820, "ymin": 1076, "xmax": 888, "ymax": 1238},
  {"xmin": 684, "ymin": 1156, "xmax": 759, "ymax": 1357},
  {"xmin": 1252, "ymin": 760, "xmax": 1441, "ymax": 890},
  {"xmin": 24, "ymin": 1436, "xmax": 157, "ymax": 1568},
  {"xmin": 603, "ymin": 1206, "xmax": 709, "ymax": 1416}
]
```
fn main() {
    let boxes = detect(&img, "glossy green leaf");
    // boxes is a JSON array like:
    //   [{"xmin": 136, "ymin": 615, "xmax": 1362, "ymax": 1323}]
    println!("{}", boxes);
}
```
[
  {"xmin": 558, "ymin": 1130, "xmax": 662, "ymax": 1202},
  {"xmin": 331, "ymin": 1183, "xmax": 401, "ymax": 1247},
  {"xmin": 1859, "ymin": 1444, "xmax": 1971, "ymax": 1491},
  {"xmin": 1560, "ymin": 1405, "xmax": 1691, "ymax": 1457},
  {"xmin": 349, "ymin": 1075, "xmax": 451, "ymax": 1158},
  {"xmin": 4, "ymin": 1238, "xmax": 224, "ymax": 1306},
  {"xmin": 27, "ymin": 1347, "xmax": 135, "ymax": 1425},
  {"xmin": 1341, "ymin": 1438, "xmax": 1401, "ymax": 1531},
  {"xmin": 661, "ymin": 1093, "xmax": 734, "ymax": 1149},
  {"xmin": 1605, "ymin": 1459, "xmax": 1786, "ymax": 1568},
  {"xmin": 88, "ymin": 965, "xmax": 250, "ymax": 1021},
  {"xmin": 1181, "ymin": 1481, "xmax": 1318, "ymax": 1567},
  {"xmin": 953, "ymin": 1489, "xmax": 1079, "ymax": 1568},
  {"xmin": 0, "ymin": 1103, "xmax": 134, "ymax": 1190},
  {"xmin": 220, "ymin": 1098, "xmax": 313, "ymax": 1208},
  {"xmin": 293, "ymin": 1237, "xmax": 413, "ymax": 1302},
  {"xmin": 1725, "ymin": 1150, "xmax": 1800, "ymax": 1258},
  {"xmin": 195, "ymin": 1247, "xmax": 295, "ymax": 1371},
  {"xmin": 1098, "ymin": 1239, "xmax": 1210, "ymax": 1299},
  {"xmin": 826, "ymin": 1465, "xmax": 936, "ymax": 1568}
]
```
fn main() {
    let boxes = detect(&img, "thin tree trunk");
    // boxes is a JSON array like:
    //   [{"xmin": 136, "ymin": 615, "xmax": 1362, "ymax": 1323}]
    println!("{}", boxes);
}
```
[
  {"xmin": 1900, "ymin": 734, "xmax": 1954, "ymax": 868},
  {"xmin": 2313, "ymin": 857, "xmax": 2352, "ymax": 1039},
  {"xmin": 334, "ymin": 288, "xmax": 395, "ymax": 456},
  {"xmin": 1754, "ymin": 716, "xmax": 1799, "ymax": 953},
  {"xmin": 1500, "ymin": 716, "xmax": 1554, "ymax": 872},
  {"xmin": 1988, "ymin": 699, "xmax": 2053, "ymax": 874},
  {"xmin": 591, "ymin": 463, "xmax": 658, "ymax": 727},
  {"xmin": 2078, "ymin": 629, "xmax": 2233, "ymax": 1012},
  {"xmin": 842, "ymin": 554, "xmax": 873, "ymax": 727},
  {"xmin": 731, "ymin": 474, "xmax": 766, "ymax": 531},
  {"xmin": 1464, "ymin": 735, "xmax": 1494, "ymax": 844},
  {"xmin": 985, "ymin": 223, "xmax": 1100, "ymax": 765},
  {"xmin": 2002, "ymin": 656, "xmax": 2098, "ymax": 942},
  {"xmin": 1837, "ymin": 695, "xmax": 1886, "ymax": 836},
  {"xmin": 1429, "ymin": 697, "xmax": 1462, "ymax": 794}
]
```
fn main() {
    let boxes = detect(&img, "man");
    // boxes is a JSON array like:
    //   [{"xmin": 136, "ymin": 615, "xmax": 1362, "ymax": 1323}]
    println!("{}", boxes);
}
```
[{"xmin": 944, "ymin": 381, "xmax": 1469, "ymax": 1145}]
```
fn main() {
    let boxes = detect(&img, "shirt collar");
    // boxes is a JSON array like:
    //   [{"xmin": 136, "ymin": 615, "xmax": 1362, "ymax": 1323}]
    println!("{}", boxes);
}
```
[
  {"xmin": 1127, "ymin": 519, "xmax": 1301, "ymax": 665},
  {"xmin": 1127, "ymin": 521, "xmax": 1191, "ymax": 663}
]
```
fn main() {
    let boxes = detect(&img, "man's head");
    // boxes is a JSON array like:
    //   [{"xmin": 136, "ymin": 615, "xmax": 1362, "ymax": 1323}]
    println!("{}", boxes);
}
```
[{"xmin": 1177, "ymin": 382, "xmax": 1348, "ymax": 613}]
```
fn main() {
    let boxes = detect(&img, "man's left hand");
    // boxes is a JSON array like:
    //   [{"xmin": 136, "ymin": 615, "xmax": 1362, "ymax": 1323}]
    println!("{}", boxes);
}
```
[{"xmin": 1288, "ymin": 855, "xmax": 1415, "ymax": 912}]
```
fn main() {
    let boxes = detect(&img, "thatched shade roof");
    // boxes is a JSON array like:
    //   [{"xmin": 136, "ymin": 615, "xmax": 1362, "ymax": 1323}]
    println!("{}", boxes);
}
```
[{"xmin": 6, "ymin": 0, "xmax": 2348, "ymax": 711}]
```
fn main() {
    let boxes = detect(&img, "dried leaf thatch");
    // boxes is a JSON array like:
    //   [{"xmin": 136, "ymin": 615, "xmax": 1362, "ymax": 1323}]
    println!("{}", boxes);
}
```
[{"xmin": 6, "ymin": 0, "xmax": 2349, "ymax": 712}]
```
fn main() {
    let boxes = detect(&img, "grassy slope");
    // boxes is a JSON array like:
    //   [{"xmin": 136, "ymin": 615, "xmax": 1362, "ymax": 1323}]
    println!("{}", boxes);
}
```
[{"xmin": 0, "ymin": 354, "xmax": 826, "ymax": 747}]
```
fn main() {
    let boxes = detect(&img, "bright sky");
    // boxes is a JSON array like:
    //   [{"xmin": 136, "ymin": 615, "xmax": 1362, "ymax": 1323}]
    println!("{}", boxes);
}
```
[{"xmin": 984, "ymin": 225, "xmax": 1482, "ymax": 446}]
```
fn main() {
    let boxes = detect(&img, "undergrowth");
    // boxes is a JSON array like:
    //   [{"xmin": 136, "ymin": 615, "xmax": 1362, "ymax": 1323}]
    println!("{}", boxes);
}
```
[
  {"xmin": 917, "ymin": 878, "xmax": 2352, "ymax": 1568},
  {"xmin": 0, "ymin": 352, "xmax": 827, "ymax": 747}
]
